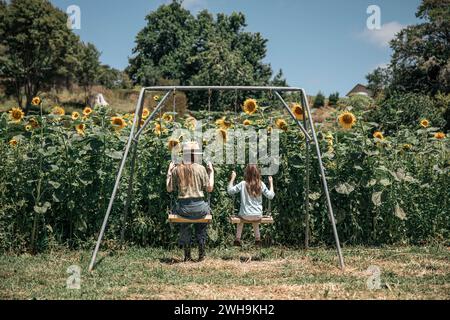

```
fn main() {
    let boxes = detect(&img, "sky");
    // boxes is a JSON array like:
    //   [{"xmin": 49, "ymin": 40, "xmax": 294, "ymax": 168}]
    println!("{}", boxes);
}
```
[{"xmin": 49, "ymin": 0, "xmax": 422, "ymax": 96}]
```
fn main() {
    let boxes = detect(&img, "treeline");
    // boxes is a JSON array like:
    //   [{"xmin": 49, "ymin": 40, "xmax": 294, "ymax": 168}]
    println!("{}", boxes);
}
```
[{"xmin": 0, "ymin": 0, "xmax": 286, "ymax": 112}]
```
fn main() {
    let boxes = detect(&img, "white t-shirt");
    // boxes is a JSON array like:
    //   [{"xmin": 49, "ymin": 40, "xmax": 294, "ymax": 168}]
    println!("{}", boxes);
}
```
[{"xmin": 227, "ymin": 181, "xmax": 275, "ymax": 216}]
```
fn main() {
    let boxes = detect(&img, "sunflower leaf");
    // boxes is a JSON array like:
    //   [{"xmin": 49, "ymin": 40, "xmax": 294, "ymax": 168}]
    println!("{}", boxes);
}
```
[
  {"xmin": 372, "ymin": 192, "xmax": 383, "ymax": 207},
  {"xmin": 335, "ymin": 183, "xmax": 355, "ymax": 195},
  {"xmin": 394, "ymin": 205, "xmax": 407, "ymax": 220}
]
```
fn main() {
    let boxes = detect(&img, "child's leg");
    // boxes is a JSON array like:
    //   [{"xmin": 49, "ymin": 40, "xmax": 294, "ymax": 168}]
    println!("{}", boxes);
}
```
[
  {"xmin": 236, "ymin": 223, "xmax": 244, "ymax": 240},
  {"xmin": 252, "ymin": 223, "xmax": 261, "ymax": 241}
]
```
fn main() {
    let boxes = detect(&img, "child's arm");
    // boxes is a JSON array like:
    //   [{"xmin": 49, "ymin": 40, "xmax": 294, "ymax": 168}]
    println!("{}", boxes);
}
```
[
  {"xmin": 262, "ymin": 177, "xmax": 275, "ymax": 200},
  {"xmin": 227, "ymin": 171, "xmax": 241, "ymax": 195},
  {"xmin": 166, "ymin": 162, "xmax": 175, "ymax": 192}
]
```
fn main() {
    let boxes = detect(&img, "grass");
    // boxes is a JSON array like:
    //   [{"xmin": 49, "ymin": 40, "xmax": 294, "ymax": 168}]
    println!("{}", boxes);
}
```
[{"xmin": 1, "ymin": 245, "xmax": 449, "ymax": 300}]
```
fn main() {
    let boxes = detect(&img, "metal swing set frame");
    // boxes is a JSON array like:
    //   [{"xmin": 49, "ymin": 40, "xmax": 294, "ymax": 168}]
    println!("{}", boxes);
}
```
[{"xmin": 88, "ymin": 86, "xmax": 345, "ymax": 271}]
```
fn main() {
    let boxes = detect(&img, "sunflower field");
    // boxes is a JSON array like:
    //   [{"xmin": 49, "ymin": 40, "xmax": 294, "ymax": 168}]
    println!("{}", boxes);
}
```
[{"xmin": 0, "ymin": 97, "xmax": 449, "ymax": 254}]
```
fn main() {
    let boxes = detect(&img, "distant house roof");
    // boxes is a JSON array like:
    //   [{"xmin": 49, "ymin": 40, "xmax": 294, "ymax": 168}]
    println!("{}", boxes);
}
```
[{"xmin": 346, "ymin": 84, "xmax": 373, "ymax": 97}]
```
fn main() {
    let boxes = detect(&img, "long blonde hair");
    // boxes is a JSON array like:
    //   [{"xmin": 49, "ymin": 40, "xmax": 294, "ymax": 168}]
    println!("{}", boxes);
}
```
[{"xmin": 244, "ymin": 164, "xmax": 262, "ymax": 197}]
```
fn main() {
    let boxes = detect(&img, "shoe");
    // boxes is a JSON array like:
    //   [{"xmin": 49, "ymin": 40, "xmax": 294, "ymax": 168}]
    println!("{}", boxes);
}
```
[
  {"xmin": 255, "ymin": 240, "xmax": 262, "ymax": 247},
  {"xmin": 233, "ymin": 240, "xmax": 242, "ymax": 247},
  {"xmin": 198, "ymin": 244, "xmax": 206, "ymax": 262},
  {"xmin": 184, "ymin": 246, "xmax": 192, "ymax": 262}
]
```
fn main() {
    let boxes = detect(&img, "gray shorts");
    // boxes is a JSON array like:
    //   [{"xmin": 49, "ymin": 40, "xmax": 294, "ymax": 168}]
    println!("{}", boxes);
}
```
[{"xmin": 172, "ymin": 198, "xmax": 210, "ymax": 219}]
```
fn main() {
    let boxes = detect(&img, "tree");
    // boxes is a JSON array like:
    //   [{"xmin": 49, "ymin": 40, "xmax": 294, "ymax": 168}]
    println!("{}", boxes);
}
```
[
  {"xmin": 366, "ymin": 0, "xmax": 450, "ymax": 96},
  {"xmin": 75, "ymin": 42, "xmax": 101, "ymax": 105},
  {"xmin": 271, "ymin": 69, "xmax": 288, "ymax": 87},
  {"xmin": 366, "ymin": 67, "xmax": 392, "ymax": 98},
  {"xmin": 99, "ymin": 65, "xmax": 132, "ymax": 89},
  {"xmin": 328, "ymin": 92, "xmax": 340, "ymax": 106},
  {"xmin": 0, "ymin": 0, "xmax": 81, "ymax": 112},
  {"xmin": 313, "ymin": 91, "xmax": 325, "ymax": 108},
  {"xmin": 127, "ymin": 1, "xmax": 273, "ymax": 109}
]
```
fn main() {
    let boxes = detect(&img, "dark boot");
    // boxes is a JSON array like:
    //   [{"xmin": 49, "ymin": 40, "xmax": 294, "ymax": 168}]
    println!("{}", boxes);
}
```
[
  {"xmin": 184, "ymin": 245, "xmax": 192, "ymax": 262},
  {"xmin": 198, "ymin": 243, "xmax": 206, "ymax": 262}
]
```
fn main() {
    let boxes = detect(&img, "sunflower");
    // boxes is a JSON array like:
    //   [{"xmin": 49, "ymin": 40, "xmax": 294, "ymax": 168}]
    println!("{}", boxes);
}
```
[
  {"xmin": 217, "ymin": 129, "xmax": 228, "ymax": 143},
  {"xmin": 9, "ymin": 107, "xmax": 25, "ymax": 123},
  {"xmin": 338, "ymin": 112, "xmax": 357, "ymax": 130},
  {"xmin": 76, "ymin": 123, "xmax": 86, "ymax": 136},
  {"xmin": 111, "ymin": 116, "xmax": 127, "ymax": 131},
  {"xmin": 72, "ymin": 112, "xmax": 80, "ymax": 120},
  {"xmin": 154, "ymin": 95, "xmax": 160, "ymax": 102},
  {"xmin": 373, "ymin": 131, "xmax": 384, "ymax": 140},
  {"xmin": 154, "ymin": 123, "xmax": 167, "ymax": 136},
  {"xmin": 434, "ymin": 132, "xmax": 446, "ymax": 140},
  {"xmin": 215, "ymin": 117, "xmax": 232, "ymax": 129},
  {"xmin": 275, "ymin": 119, "xmax": 288, "ymax": 131},
  {"xmin": 83, "ymin": 106, "xmax": 93, "ymax": 117},
  {"xmin": 25, "ymin": 124, "xmax": 32, "ymax": 131},
  {"xmin": 291, "ymin": 103, "xmax": 304, "ymax": 120},
  {"xmin": 420, "ymin": 119, "xmax": 430, "ymax": 128},
  {"xmin": 168, "ymin": 138, "xmax": 180, "ymax": 151},
  {"xmin": 162, "ymin": 113, "xmax": 173, "ymax": 122},
  {"xmin": 9, "ymin": 139, "xmax": 18, "ymax": 146},
  {"xmin": 31, "ymin": 97, "xmax": 41, "ymax": 106},
  {"xmin": 243, "ymin": 119, "xmax": 252, "ymax": 126},
  {"xmin": 243, "ymin": 99, "xmax": 258, "ymax": 115},
  {"xmin": 51, "ymin": 106, "xmax": 65, "ymax": 116},
  {"xmin": 402, "ymin": 144, "xmax": 413, "ymax": 151},
  {"xmin": 184, "ymin": 116, "xmax": 197, "ymax": 130},
  {"xmin": 28, "ymin": 118, "xmax": 39, "ymax": 129},
  {"xmin": 142, "ymin": 108, "xmax": 150, "ymax": 119}
]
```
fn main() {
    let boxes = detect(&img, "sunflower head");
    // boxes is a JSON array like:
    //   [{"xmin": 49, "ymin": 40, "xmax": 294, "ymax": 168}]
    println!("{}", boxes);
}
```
[
  {"xmin": 72, "ymin": 112, "xmax": 80, "ymax": 120},
  {"xmin": 83, "ymin": 107, "xmax": 93, "ymax": 117},
  {"xmin": 76, "ymin": 123, "xmax": 86, "ymax": 136},
  {"xmin": 291, "ymin": 103, "xmax": 304, "ymax": 120},
  {"xmin": 154, "ymin": 95, "xmax": 160, "ymax": 102},
  {"xmin": 111, "ymin": 116, "xmax": 127, "ymax": 130},
  {"xmin": 154, "ymin": 123, "xmax": 166, "ymax": 136},
  {"xmin": 275, "ymin": 119, "xmax": 288, "ymax": 131},
  {"xmin": 142, "ymin": 108, "xmax": 150, "ymax": 119},
  {"xmin": 402, "ymin": 144, "xmax": 413, "ymax": 151},
  {"xmin": 373, "ymin": 131, "xmax": 384, "ymax": 140},
  {"xmin": 215, "ymin": 117, "xmax": 231, "ymax": 129},
  {"xmin": 338, "ymin": 112, "xmax": 357, "ymax": 129},
  {"xmin": 51, "ymin": 106, "xmax": 65, "ymax": 116},
  {"xmin": 243, "ymin": 99, "xmax": 258, "ymax": 115},
  {"xmin": 420, "ymin": 119, "xmax": 430, "ymax": 128},
  {"xmin": 9, "ymin": 107, "xmax": 25, "ymax": 123},
  {"xmin": 28, "ymin": 118, "xmax": 39, "ymax": 128},
  {"xmin": 25, "ymin": 124, "xmax": 32, "ymax": 132},
  {"xmin": 31, "ymin": 97, "xmax": 41, "ymax": 106},
  {"xmin": 9, "ymin": 139, "xmax": 18, "ymax": 147},
  {"xmin": 168, "ymin": 138, "xmax": 180, "ymax": 151},
  {"xmin": 434, "ymin": 132, "xmax": 446, "ymax": 140},
  {"xmin": 243, "ymin": 119, "xmax": 252, "ymax": 126},
  {"xmin": 162, "ymin": 113, "xmax": 173, "ymax": 122}
]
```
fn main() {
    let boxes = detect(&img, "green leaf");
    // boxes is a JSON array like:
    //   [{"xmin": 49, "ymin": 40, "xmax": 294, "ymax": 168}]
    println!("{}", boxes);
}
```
[
  {"xmin": 394, "ymin": 205, "xmax": 407, "ymax": 220},
  {"xmin": 372, "ymin": 192, "xmax": 382, "ymax": 207},
  {"xmin": 335, "ymin": 183, "xmax": 355, "ymax": 195}
]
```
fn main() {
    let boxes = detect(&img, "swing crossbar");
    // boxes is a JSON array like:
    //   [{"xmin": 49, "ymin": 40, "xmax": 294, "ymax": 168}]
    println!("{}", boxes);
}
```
[
  {"xmin": 229, "ymin": 216, "xmax": 274, "ymax": 225},
  {"xmin": 168, "ymin": 214, "xmax": 213, "ymax": 224}
]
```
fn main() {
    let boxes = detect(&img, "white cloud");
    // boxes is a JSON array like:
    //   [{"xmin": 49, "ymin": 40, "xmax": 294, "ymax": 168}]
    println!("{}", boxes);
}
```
[
  {"xmin": 360, "ymin": 21, "xmax": 404, "ymax": 47},
  {"xmin": 181, "ymin": 0, "xmax": 207, "ymax": 12}
]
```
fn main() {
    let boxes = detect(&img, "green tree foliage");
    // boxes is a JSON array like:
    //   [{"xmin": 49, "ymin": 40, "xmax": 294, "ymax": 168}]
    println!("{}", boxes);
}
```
[
  {"xmin": 0, "ymin": 0, "xmax": 81, "ymax": 112},
  {"xmin": 313, "ymin": 91, "xmax": 325, "ymax": 108},
  {"xmin": 367, "ymin": 93, "xmax": 446, "ymax": 134},
  {"xmin": 367, "ymin": 0, "xmax": 450, "ymax": 96},
  {"xmin": 98, "ymin": 65, "xmax": 132, "ymax": 90},
  {"xmin": 75, "ymin": 42, "xmax": 101, "ymax": 104},
  {"xmin": 127, "ymin": 1, "xmax": 272, "ymax": 109},
  {"xmin": 328, "ymin": 92, "xmax": 340, "ymax": 106}
]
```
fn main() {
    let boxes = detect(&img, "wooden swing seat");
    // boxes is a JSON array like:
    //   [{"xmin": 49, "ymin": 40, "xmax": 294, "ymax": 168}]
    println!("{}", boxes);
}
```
[
  {"xmin": 229, "ymin": 216, "xmax": 274, "ymax": 225},
  {"xmin": 168, "ymin": 214, "xmax": 213, "ymax": 224}
]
